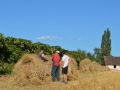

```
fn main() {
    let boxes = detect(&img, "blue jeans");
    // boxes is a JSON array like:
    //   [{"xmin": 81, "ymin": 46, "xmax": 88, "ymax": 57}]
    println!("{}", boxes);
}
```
[{"xmin": 51, "ymin": 61, "xmax": 60, "ymax": 81}]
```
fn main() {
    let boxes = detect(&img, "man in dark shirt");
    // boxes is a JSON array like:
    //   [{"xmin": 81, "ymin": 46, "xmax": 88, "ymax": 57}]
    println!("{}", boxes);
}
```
[{"xmin": 38, "ymin": 49, "xmax": 47, "ymax": 61}]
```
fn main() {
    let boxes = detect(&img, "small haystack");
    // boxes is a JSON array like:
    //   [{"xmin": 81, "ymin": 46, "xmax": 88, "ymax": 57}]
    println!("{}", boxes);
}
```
[
  {"xmin": 13, "ymin": 54, "xmax": 51, "ymax": 86},
  {"xmin": 79, "ymin": 58, "xmax": 110, "ymax": 73}
]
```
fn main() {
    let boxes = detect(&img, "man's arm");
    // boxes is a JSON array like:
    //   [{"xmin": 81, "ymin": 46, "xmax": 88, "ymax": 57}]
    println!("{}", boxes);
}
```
[
  {"xmin": 42, "ymin": 54, "xmax": 48, "ymax": 61},
  {"xmin": 68, "ymin": 58, "xmax": 71, "ymax": 63},
  {"xmin": 52, "ymin": 55, "xmax": 54, "ymax": 61}
]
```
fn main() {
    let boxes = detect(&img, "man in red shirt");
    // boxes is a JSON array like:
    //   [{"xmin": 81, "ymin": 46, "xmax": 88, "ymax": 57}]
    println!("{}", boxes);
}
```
[{"xmin": 51, "ymin": 50, "xmax": 60, "ymax": 82}]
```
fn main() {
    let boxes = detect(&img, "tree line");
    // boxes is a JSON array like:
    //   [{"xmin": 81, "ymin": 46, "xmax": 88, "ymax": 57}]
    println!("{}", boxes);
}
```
[{"xmin": 0, "ymin": 28, "xmax": 111, "ymax": 74}]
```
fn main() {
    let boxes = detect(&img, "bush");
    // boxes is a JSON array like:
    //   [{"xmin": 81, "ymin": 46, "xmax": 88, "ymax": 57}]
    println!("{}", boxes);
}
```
[{"xmin": 0, "ymin": 63, "xmax": 14, "ymax": 75}]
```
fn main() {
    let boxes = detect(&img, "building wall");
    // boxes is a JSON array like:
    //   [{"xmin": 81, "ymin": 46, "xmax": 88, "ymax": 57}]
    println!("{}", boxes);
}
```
[
  {"xmin": 116, "ymin": 66, "xmax": 120, "ymax": 70},
  {"xmin": 107, "ymin": 65, "xmax": 114, "ymax": 69},
  {"xmin": 107, "ymin": 65, "xmax": 120, "ymax": 70}
]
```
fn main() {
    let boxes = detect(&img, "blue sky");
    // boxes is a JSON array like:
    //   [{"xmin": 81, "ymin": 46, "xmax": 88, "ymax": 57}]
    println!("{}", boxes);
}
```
[{"xmin": 0, "ymin": 0, "xmax": 120, "ymax": 56}]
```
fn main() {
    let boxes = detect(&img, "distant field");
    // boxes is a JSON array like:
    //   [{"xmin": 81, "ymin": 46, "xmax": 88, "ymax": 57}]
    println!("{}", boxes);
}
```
[{"xmin": 0, "ymin": 71, "xmax": 120, "ymax": 90}]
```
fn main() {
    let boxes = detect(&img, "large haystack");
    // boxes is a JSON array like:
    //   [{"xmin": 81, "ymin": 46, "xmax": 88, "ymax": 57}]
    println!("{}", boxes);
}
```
[
  {"xmin": 14, "ymin": 54, "xmax": 51, "ymax": 86},
  {"xmin": 13, "ymin": 54, "xmax": 78, "ymax": 85},
  {"xmin": 79, "ymin": 58, "xmax": 110, "ymax": 73}
]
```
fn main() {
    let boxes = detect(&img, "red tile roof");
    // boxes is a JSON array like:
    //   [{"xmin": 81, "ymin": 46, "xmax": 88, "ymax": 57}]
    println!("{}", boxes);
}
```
[{"xmin": 104, "ymin": 56, "xmax": 120, "ymax": 65}]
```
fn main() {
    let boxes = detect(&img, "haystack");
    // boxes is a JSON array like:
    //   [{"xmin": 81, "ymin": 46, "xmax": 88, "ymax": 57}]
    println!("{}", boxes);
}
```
[
  {"xmin": 13, "ymin": 54, "xmax": 51, "ymax": 86},
  {"xmin": 67, "ymin": 57, "xmax": 78, "ymax": 81},
  {"xmin": 13, "ymin": 53, "xmax": 79, "ymax": 85},
  {"xmin": 79, "ymin": 58, "xmax": 110, "ymax": 73},
  {"xmin": 68, "ymin": 57, "xmax": 77, "ymax": 74}
]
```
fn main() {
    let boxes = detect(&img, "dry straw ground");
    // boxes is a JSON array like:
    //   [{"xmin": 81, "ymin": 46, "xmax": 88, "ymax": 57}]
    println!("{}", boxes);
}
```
[{"xmin": 0, "ymin": 54, "xmax": 120, "ymax": 90}]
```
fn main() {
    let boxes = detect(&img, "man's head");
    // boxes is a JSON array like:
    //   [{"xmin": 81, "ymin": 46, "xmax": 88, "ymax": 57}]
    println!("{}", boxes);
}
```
[
  {"xmin": 62, "ymin": 50, "xmax": 66, "ymax": 55},
  {"xmin": 56, "ymin": 50, "xmax": 60, "ymax": 54},
  {"xmin": 39, "ymin": 49, "xmax": 44, "ymax": 54}
]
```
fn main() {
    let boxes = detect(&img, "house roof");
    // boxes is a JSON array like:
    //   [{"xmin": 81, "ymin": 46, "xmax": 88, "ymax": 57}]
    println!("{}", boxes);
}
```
[{"xmin": 104, "ymin": 56, "xmax": 120, "ymax": 65}]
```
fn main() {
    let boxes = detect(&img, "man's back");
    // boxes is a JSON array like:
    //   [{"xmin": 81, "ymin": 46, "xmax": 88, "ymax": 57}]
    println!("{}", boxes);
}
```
[
  {"xmin": 62, "ymin": 55, "xmax": 69, "ymax": 68},
  {"xmin": 52, "ymin": 53, "xmax": 60, "ymax": 66},
  {"xmin": 38, "ymin": 53, "xmax": 45, "ymax": 61}
]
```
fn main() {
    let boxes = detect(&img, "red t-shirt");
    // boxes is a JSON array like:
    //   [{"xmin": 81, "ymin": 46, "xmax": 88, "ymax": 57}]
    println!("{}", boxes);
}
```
[{"xmin": 52, "ymin": 53, "xmax": 60, "ymax": 66}]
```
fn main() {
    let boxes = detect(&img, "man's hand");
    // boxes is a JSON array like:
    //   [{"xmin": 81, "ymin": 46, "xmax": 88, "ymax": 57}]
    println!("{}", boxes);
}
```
[
  {"xmin": 44, "ymin": 58, "xmax": 48, "ymax": 62},
  {"xmin": 68, "ymin": 58, "xmax": 71, "ymax": 63},
  {"xmin": 60, "ymin": 67, "xmax": 62, "ymax": 71}
]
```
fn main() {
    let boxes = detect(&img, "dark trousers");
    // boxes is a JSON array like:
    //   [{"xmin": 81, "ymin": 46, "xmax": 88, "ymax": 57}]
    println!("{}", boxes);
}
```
[{"xmin": 51, "ymin": 61, "xmax": 60, "ymax": 81}]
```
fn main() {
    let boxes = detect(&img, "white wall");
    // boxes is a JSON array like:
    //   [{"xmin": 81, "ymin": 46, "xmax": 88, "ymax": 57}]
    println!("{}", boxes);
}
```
[
  {"xmin": 107, "ymin": 65, "xmax": 114, "ymax": 69},
  {"xmin": 107, "ymin": 65, "xmax": 120, "ymax": 70},
  {"xmin": 116, "ymin": 66, "xmax": 120, "ymax": 70}
]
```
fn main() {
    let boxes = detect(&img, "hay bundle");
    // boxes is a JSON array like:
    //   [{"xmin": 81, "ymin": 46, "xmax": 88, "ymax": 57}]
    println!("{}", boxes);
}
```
[
  {"xmin": 14, "ymin": 54, "xmax": 51, "ymax": 86},
  {"xmin": 45, "ymin": 55, "xmax": 52, "ymax": 68},
  {"xmin": 79, "ymin": 58, "xmax": 110, "ymax": 73},
  {"xmin": 68, "ymin": 57, "xmax": 77, "ymax": 74},
  {"xmin": 67, "ymin": 57, "xmax": 78, "ymax": 81},
  {"xmin": 80, "ymin": 58, "xmax": 91, "ymax": 72}
]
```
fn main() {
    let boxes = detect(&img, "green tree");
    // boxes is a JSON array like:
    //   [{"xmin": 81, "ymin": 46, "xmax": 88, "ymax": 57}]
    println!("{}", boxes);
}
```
[
  {"xmin": 93, "ymin": 47, "xmax": 102, "ymax": 64},
  {"xmin": 0, "ymin": 33, "xmax": 10, "ymax": 71},
  {"xmin": 72, "ymin": 49, "xmax": 86, "ymax": 67},
  {"xmin": 86, "ymin": 52, "xmax": 95, "ymax": 61},
  {"xmin": 101, "ymin": 28, "xmax": 111, "ymax": 65}
]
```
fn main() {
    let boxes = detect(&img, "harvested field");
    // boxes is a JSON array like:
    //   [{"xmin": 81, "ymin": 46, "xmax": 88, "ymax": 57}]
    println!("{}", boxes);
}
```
[
  {"xmin": 1, "ymin": 54, "xmax": 118, "ymax": 90},
  {"xmin": 0, "ymin": 71, "xmax": 120, "ymax": 90}
]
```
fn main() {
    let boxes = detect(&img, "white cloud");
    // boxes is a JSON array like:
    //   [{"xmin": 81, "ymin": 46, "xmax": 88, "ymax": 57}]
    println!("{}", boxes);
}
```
[{"xmin": 37, "ymin": 36, "xmax": 62, "ymax": 40}]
